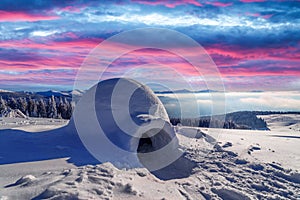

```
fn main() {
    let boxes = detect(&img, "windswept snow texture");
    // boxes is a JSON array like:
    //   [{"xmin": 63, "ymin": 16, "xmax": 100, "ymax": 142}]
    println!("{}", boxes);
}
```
[{"xmin": 0, "ymin": 114, "xmax": 299, "ymax": 199}]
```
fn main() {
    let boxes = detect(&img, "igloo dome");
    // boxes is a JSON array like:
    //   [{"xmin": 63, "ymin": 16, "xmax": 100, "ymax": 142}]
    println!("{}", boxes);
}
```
[{"xmin": 71, "ymin": 78, "xmax": 181, "ymax": 171}]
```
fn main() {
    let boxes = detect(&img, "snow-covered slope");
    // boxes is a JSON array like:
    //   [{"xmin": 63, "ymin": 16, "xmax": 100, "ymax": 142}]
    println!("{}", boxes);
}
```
[
  {"xmin": 260, "ymin": 114, "xmax": 300, "ymax": 132},
  {"xmin": 69, "ymin": 89, "xmax": 85, "ymax": 96},
  {"xmin": 0, "ymin": 89, "xmax": 13, "ymax": 93},
  {"xmin": 0, "ymin": 117, "xmax": 68, "ymax": 132},
  {"xmin": 36, "ymin": 90, "xmax": 71, "ymax": 97},
  {"xmin": 0, "ymin": 114, "xmax": 299, "ymax": 199}
]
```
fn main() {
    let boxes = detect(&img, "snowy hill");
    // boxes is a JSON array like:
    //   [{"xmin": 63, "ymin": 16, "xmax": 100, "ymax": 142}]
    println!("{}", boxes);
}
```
[
  {"xmin": 36, "ymin": 90, "xmax": 71, "ymax": 97},
  {"xmin": 36, "ymin": 90, "xmax": 85, "ymax": 98},
  {"xmin": 0, "ymin": 89, "xmax": 13, "ymax": 93},
  {"xmin": 68, "ymin": 89, "xmax": 85, "ymax": 96}
]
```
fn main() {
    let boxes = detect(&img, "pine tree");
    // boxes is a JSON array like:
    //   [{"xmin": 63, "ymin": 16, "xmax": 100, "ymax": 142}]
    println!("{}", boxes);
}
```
[
  {"xmin": 65, "ymin": 98, "xmax": 73, "ymax": 119},
  {"xmin": 17, "ymin": 97, "xmax": 27, "ymax": 115},
  {"xmin": 47, "ymin": 95, "xmax": 58, "ymax": 118},
  {"xmin": 31, "ymin": 99, "xmax": 38, "ymax": 117},
  {"xmin": 8, "ymin": 97, "xmax": 17, "ymax": 109},
  {"xmin": 27, "ymin": 97, "xmax": 34, "ymax": 117},
  {"xmin": 37, "ymin": 99, "xmax": 47, "ymax": 118},
  {"xmin": 57, "ymin": 97, "xmax": 68, "ymax": 119},
  {"xmin": 0, "ymin": 96, "xmax": 7, "ymax": 113}
]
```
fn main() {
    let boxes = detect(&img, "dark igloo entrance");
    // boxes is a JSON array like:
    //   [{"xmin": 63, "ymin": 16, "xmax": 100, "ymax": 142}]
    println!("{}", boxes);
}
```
[
  {"xmin": 137, "ymin": 129, "xmax": 172, "ymax": 154},
  {"xmin": 137, "ymin": 129, "xmax": 196, "ymax": 181},
  {"xmin": 137, "ymin": 135, "xmax": 153, "ymax": 153}
]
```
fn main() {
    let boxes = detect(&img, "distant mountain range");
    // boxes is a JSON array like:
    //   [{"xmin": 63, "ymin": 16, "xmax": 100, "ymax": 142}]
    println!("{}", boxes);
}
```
[
  {"xmin": 0, "ymin": 88, "xmax": 266, "ymax": 97},
  {"xmin": 0, "ymin": 88, "xmax": 221, "ymax": 100},
  {"xmin": 0, "ymin": 89, "xmax": 85, "ymax": 100},
  {"xmin": 36, "ymin": 90, "xmax": 85, "ymax": 97},
  {"xmin": 155, "ymin": 89, "xmax": 218, "ymax": 94},
  {"xmin": 0, "ymin": 89, "xmax": 13, "ymax": 93}
]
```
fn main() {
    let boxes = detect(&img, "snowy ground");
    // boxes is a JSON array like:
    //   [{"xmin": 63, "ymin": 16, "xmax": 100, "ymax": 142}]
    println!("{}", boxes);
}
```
[
  {"xmin": 0, "ymin": 117, "xmax": 68, "ymax": 132},
  {"xmin": 0, "ymin": 114, "xmax": 299, "ymax": 199}
]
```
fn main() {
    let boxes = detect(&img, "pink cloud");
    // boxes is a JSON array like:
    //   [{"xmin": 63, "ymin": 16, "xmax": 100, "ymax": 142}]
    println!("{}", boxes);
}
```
[
  {"xmin": 240, "ymin": 0, "xmax": 265, "ymax": 2},
  {"xmin": 106, "ymin": 48, "xmax": 300, "ymax": 78},
  {"xmin": 0, "ymin": 55, "xmax": 83, "ymax": 71},
  {"xmin": 206, "ymin": 1, "xmax": 233, "ymax": 7},
  {"xmin": 0, "ymin": 38, "xmax": 103, "ymax": 53},
  {"xmin": 219, "ymin": 67, "xmax": 300, "ymax": 77},
  {"xmin": 205, "ymin": 44, "xmax": 300, "ymax": 62},
  {"xmin": 131, "ymin": 0, "xmax": 203, "ymax": 8},
  {"xmin": 1, "ymin": 37, "xmax": 299, "ymax": 82},
  {"xmin": 60, "ymin": 6, "xmax": 83, "ymax": 13},
  {"xmin": 245, "ymin": 12, "xmax": 261, "ymax": 17},
  {"xmin": 204, "ymin": 44, "xmax": 300, "ymax": 76},
  {"xmin": 262, "ymin": 14, "xmax": 273, "ymax": 19},
  {"xmin": 245, "ymin": 12, "xmax": 273, "ymax": 19},
  {"xmin": 0, "ymin": 37, "xmax": 104, "ymax": 75},
  {"xmin": 0, "ymin": 10, "xmax": 59, "ymax": 22}
]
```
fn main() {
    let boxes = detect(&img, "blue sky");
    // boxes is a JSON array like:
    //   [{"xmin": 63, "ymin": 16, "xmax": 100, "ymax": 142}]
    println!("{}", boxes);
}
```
[{"xmin": 0, "ymin": 0, "xmax": 299, "ymax": 91}]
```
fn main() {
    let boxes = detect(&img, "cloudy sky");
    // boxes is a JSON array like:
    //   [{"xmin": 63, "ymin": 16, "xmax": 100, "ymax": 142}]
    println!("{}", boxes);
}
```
[{"xmin": 0, "ymin": 0, "xmax": 299, "ymax": 91}]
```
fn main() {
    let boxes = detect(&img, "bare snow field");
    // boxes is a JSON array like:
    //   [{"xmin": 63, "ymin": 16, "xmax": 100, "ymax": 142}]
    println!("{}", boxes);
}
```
[
  {"xmin": 0, "ymin": 117, "xmax": 68, "ymax": 132},
  {"xmin": 0, "ymin": 114, "xmax": 299, "ymax": 199},
  {"xmin": 175, "ymin": 113, "xmax": 300, "ymax": 171}
]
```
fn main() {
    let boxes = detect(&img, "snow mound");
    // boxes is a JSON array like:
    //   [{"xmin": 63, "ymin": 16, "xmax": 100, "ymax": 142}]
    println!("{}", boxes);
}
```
[
  {"xmin": 14, "ymin": 175, "xmax": 36, "ymax": 185},
  {"xmin": 5, "ymin": 175, "xmax": 36, "ymax": 188},
  {"xmin": 71, "ymin": 78, "xmax": 180, "ymax": 171}
]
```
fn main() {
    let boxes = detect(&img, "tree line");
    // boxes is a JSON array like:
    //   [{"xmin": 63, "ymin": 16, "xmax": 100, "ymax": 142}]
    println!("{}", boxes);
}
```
[
  {"xmin": 170, "ymin": 111, "xmax": 269, "ymax": 130},
  {"xmin": 170, "ymin": 118, "xmax": 238, "ymax": 129},
  {"xmin": 0, "ymin": 95, "xmax": 73, "ymax": 119}
]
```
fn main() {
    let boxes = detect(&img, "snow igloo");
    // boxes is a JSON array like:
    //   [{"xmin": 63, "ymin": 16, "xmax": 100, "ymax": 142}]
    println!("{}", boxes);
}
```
[{"xmin": 71, "ymin": 78, "xmax": 180, "ymax": 171}]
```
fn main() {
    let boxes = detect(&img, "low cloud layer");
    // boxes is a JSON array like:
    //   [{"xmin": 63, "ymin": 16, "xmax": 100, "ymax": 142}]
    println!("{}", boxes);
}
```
[{"xmin": 159, "ymin": 91, "xmax": 300, "ymax": 117}]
